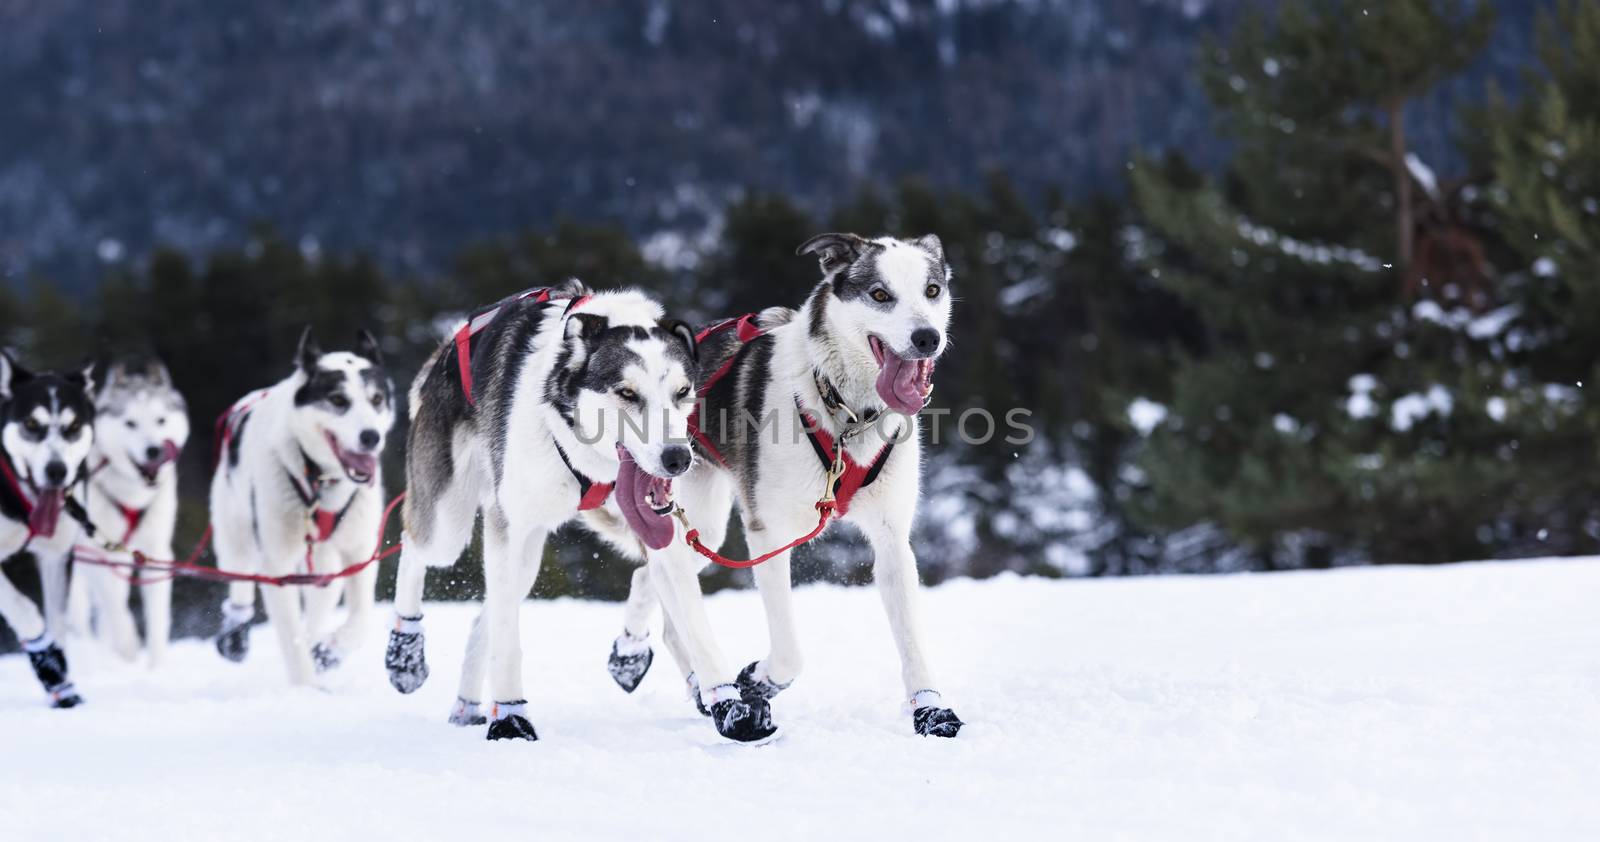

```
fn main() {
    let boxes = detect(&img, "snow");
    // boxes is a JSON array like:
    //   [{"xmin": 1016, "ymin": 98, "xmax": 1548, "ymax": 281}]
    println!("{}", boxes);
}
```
[
  {"xmin": 1405, "ymin": 152, "xmax": 1439, "ymax": 199},
  {"xmin": 1345, "ymin": 373, "xmax": 1379, "ymax": 420},
  {"xmin": 1390, "ymin": 385, "xmax": 1454, "ymax": 431},
  {"xmin": 1127, "ymin": 397, "xmax": 1168, "ymax": 435},
  {"xmin": 6, "ymin": 563, "xmax": 1600, "ymax": 840}
]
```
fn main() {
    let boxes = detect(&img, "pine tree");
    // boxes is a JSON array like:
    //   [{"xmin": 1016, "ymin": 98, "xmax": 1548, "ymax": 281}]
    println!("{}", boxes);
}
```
[{"xmin": 1130, "ymin": 0, "xmax": 1504, "ymax": 569}]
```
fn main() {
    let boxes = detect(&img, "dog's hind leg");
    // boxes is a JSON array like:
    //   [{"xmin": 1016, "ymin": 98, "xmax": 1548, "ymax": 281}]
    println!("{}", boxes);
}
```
[
  {"xmin": 482, "ymin": 508, "xmax": 543, "ymax": 741},
  {"xmin": 451, "ymin": 531, "xmax": 542, "ymax": 726}
]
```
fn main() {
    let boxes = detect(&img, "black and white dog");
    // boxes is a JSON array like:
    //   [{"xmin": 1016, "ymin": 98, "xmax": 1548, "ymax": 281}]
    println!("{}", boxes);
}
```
[
  {"xmin": 603, "ymin": 233, "xmax": 964, "ymax": 738},
  {"xmin": 209, "ymin": 330, "xmax": 394, "ymax": 686},
  {"xmin": 383, "ymin": 284, "xmax": 776, "ymax": 742},
  {"xmin": 0, "ymin": 353, "xmax": 97, "ymax": 708},
  {"xmin": 67, "ymin": 355, "xmax": 189, "ymax": 666}
]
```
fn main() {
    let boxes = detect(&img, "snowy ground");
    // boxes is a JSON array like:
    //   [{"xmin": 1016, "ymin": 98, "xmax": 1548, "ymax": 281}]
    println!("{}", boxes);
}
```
[{"xmin": 3, "ymin": 559, "xmax": 1599, "ymax": 841}]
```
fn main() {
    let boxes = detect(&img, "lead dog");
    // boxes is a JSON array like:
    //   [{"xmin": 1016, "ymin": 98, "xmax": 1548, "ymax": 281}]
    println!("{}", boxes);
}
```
[
  {"xmin": 602, "ymin": 233, "xmax": 964, "ymax": 738},
  {"xmin": 0, "ymin": 353, "xmax": 97, "ymax": 708},
  {"xmin": 67, "ymin": 355, "xmax": 189, "ymax": 666},
  {"xmin": 209, "ymin": 329, "xmax": 394, "ymax": 686},
  {"xmin": 381, "ymin": 284, "xmax": 781, "ymax": 742}
]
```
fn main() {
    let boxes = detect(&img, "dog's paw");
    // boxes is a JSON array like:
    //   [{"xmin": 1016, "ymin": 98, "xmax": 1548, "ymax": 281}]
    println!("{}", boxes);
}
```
[
  {"xmin": 48, "ymin": 683, "xmax": 84, "ymax": 709},
  {"xmin": 25, "ymin": 640, "xmax": 69, "ymax": 690},
  {"xmin": 606, "ymin": 632, "xmax": 653, "ymax": 694},
  {"xmin": 736, "ymin": 661, "xmax": 792, "ymax": 704},
  {"xmin": 215, "ymin": 605, "xmax": 252, "ymax": 663},
  {"xmin": 912, "ymin": 706, "xmax": 963, "ymax": 738},
  {"xmin": 384, "ymin": 618, "xmax": 428, "ymax": 694},
  {"xmin": 709, "ymin": 691, "xmax": 779, "ymax": 745},
  {"xmin": 448, "ymin": 697, "xmax": 487, "ymax": 727},
  {"xmin": 485, "ymin": 702, "xmax": 538, "ymax": 742},
  {"xmin": 311, "ymin": 641, "xmax": 342, "ymax": 674},
  {"xmin": 685, "ymin": 673, "xmax": 711, "ymax": 717}
]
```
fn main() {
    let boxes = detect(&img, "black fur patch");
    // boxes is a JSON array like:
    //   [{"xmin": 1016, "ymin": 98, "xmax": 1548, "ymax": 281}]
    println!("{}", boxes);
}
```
[{"xmin": 228, "ymin": 411, "xmax": 250, "ymax": 470}]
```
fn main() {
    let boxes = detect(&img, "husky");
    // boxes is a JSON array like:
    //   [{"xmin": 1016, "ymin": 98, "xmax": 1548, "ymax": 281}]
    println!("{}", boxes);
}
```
[
  {"xmin": 0, "ymin": 353, "xmax": 98, "ymax": 708},
  {"xmin": 599, "ymin": 233, "xmax": 965, "ymax": 738},
  {"xmin": 381, "ymin": 282, "xmax": 773, "ymax": 742},
  {"xmin": 66, "ymin": 356, "xmax": 189, "ymax": 666},
  {"xmin": 209, "ymin": 329, "xmax": 394, "ymax": 686}
]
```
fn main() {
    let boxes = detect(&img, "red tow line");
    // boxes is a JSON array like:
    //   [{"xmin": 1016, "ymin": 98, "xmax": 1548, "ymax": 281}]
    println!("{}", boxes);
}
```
[{"xmin": 74, "ymin": 492, "xmax": 407, "ymax": 588}]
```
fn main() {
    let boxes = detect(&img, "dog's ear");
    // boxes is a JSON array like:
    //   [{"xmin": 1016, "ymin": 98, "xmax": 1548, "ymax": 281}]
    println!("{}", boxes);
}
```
[
  {"xmin": 566, "ymin": 313, "xmax": 609, "ymax": 344},
  {"xmin": 658, "ymin": 318, "xmax": 697, "ymax": 365},
  {"xmin": 355, "ymin": 329, "xmax": 384, "ymax": 368},
  {"xmin": 797, "ymin": 233, "xmax": 869, "ymax": 275},
  {"xmin": 65, "ymin": 360, "xmax": 96, "ymax": 396},
  {"xmin": 553, "ymin": 277, "xmax": 591, "ymax": 299},
  {"xmin": 0, "ymin": 349, "xmax": 25, "ymax": 401},
  {"xmin": 143, "ymin": 356, "xmax": 173, "ymax": 388},
  {"xmin": 295, "ymin": 326, "xmax": 322, "ymax": 374},
  {"xmin": 912, "ymin": 234, "xmax": 945, "ymax": 261}
]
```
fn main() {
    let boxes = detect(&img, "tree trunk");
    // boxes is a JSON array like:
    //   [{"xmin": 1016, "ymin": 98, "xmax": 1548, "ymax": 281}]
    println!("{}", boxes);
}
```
[{"xmin": 1388, "ymin": 100, "xmax": 1414, "ymax": 272}]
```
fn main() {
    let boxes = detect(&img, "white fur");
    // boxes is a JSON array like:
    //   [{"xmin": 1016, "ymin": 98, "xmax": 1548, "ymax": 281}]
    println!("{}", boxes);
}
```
[
  {"xmin": 66, "ymin": 366, "xmax": 191, "ymax": 666},
  {"xmin": 626, "ymin": 235, "xmax": 955, "ymax": 713},
  {"xmin": 392, "ymin": 289, "xmax": 696, "ymax": 716},
  {"xmin": 209, "ymin": 350, "xmax": 394, "ymax": 686}
]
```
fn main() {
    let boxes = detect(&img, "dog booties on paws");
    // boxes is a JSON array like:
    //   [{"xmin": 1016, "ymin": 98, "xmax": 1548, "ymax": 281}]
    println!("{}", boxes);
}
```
[
  {"xmin": 706, "ymin": 683, "xmax": 778, "ymax": 744},
  {"xmin": 485, "ymin": 701, "xmax": 538, "ymax": 741},
  {"xmin": 24, "ymin": 636, "xmax": 83, "ymax": 709},
  {"xmin": 214, "ymin": 601, "xmax": 254, "ymax": 663},
  {"xmin": 385, "ymin": 615, "xmax": 429, "ymax": 694},
  {"xmin": 448, "ymin": 697, "xmax": 487, "ymax": 727},
  {"xmin": 736, "ymin": 660, "xmax": 793, "ymax": 704},
  {"xmin": 909, "ymin": 690, "xmax": 964, "ymax": 738},
  {"xmin": 606, "ymin": 631, "xmax": 653, "ymax": 694}
]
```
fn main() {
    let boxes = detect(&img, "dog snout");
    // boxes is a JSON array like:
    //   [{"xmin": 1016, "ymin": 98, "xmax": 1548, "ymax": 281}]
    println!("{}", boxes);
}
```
[
  {"xmin": 145, "ymin": 445, "xmax": 163, "ymax": 462},
  {"xmin": 909, "ymin": 327, "xmax": 941, "ymax": 358},
  {"xmin": 660, "ymin": 445, "xmax": 691, "ymax": 477},
  {"xmin": 44, "ymin": 461, "xmax": 67, "ymax": 486},
  {"xmin": 359, "ymin": 429, "xmax": 381, "ymax": 451}
]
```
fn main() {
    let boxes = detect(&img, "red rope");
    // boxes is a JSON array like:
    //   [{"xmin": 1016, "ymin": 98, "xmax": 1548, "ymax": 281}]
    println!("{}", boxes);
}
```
[
  {"xmin": 75, "ymin": 493, "xmax": 406, "ymax": 588},
  {"xmin": 684, "ymin": 501, "xmax": 836, "ymax": 569}
]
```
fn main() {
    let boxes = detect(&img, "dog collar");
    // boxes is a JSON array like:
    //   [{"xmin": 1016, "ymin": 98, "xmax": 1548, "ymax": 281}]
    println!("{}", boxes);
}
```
[{"xmin": 551, "ymin": 439, "xmax": 614, "ymax": 511}]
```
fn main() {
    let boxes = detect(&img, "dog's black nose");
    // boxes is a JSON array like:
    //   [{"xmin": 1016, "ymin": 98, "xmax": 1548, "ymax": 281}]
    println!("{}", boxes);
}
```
[
  {"xmin": 44, "ymin": 461, "xmax": 67, "ymax": 485},
  {"xmin": 145, "ymin": 445, "xmax": 163, "ymax": 462},
  {"xmin": 660, "ymin": 445, "xmax": 691, "ymax": 477},
  {"xmin": 910, "ymin": 328, "xmax": 941, "ymax": 357},
  {"xmin": 359, "ymin": 429, "xmax": 381, "ymax": 451}
]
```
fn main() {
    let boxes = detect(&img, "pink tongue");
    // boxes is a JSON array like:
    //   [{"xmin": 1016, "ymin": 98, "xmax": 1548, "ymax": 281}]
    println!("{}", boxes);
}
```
[
  {"xmin": 615, "ymin": 446, "xmax": 674, "ymax": 550},
  {"xmin": 875, "ymin": 345, "xmax": 931, "ymax": 415},
  {"xmin": 30, "ymin": 490, "xmax": 65, "ymax": 538},
  {"xmin": 160, "ymin": 440, "xmax": 181, "ymax": 465},
  {"xmin": 342, "ymin": 451, "xmax": 377, "ymax": 480}
]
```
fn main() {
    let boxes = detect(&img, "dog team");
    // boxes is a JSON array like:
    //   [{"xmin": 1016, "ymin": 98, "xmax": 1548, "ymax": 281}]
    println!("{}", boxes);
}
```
[{"xmin": 0, "ymin": 232, "xmax": 963, "ymax": 744}]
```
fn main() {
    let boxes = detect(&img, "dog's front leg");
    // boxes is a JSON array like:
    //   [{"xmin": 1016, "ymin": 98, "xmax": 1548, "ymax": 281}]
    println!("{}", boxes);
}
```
[
  {"xmin": 259, "ymin": 551, "xmax": 317, "ymax": 686},
  {"xmin": 82, "ymin": 559, "xmax": 142, "ymax": 661},
  {"xmin": 301, "ymin": 545, "xmax": 346, "ymax": 674},
  {"xmin": 648, "ymin": 544, "xmax": 777, "ymax": 743},
  {"xmin": 139, "ymin": 570, "xmax": 173, "ymax": 667},
  {"xmin": 454, "ymin": 528, "xmax": 545, "ymax": 728},
  {"xmin": 481, "ymin": 508, "xmax": 541, "ymax": 741},
  {"xmin": 857, "ymin": 512, "xmax": 964, "ymax": 738}
]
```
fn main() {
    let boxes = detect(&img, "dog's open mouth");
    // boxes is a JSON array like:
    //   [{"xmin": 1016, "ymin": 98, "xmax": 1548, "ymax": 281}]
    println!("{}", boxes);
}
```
[
  {"xmin": 134, "ymin": 441, "xmax": 181, "ymax": 485},
  {"xmin": 28, "ymin": 485, "xmax": 66, "ymax": 539},
  {"xmin": 869, "ymin": 335, "xmax": 936, "ymax": 416},
  {"xmin": 614, "ymin": 444, "xmax": 675, "ymax": 550},
  {"xmin": 325, "ymin": 431, "xmax": 377, "ymax": 484}
]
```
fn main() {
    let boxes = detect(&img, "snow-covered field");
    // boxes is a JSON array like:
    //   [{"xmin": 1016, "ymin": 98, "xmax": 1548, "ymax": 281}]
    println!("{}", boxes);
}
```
[{"xmin": 4, "ymin": 559, "xmax": 1599, "ymax": 841}]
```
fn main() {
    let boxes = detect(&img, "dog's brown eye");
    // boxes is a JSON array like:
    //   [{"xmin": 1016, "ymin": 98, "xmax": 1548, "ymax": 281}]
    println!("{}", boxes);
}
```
[
  {"xmin": 870, "ymin": 289, "xmax": 891, "ymax": 303},
  {"xmin": 23, "ymin": 419, "xmax": 42, "ymax": 435},
  {"xmin": 328, "ymin": 393, "xmax": 350, "ymax": 411},
  {"xmin": 925, "ymin": 284, "xmax": 941, "ymax": 299},
  {"xmin": 618, "ymin": 388, "xmax": 638, "ymax": 402}
]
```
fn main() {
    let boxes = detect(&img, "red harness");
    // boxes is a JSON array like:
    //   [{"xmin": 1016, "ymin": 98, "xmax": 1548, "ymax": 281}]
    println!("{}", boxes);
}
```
[
  {"xmin": 452, "ymin": 286, "xmax": 611, "ymax": 509},
  {"xmin": 687, "ymin": 314, "xmax": 894, "ymax": 516}
]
